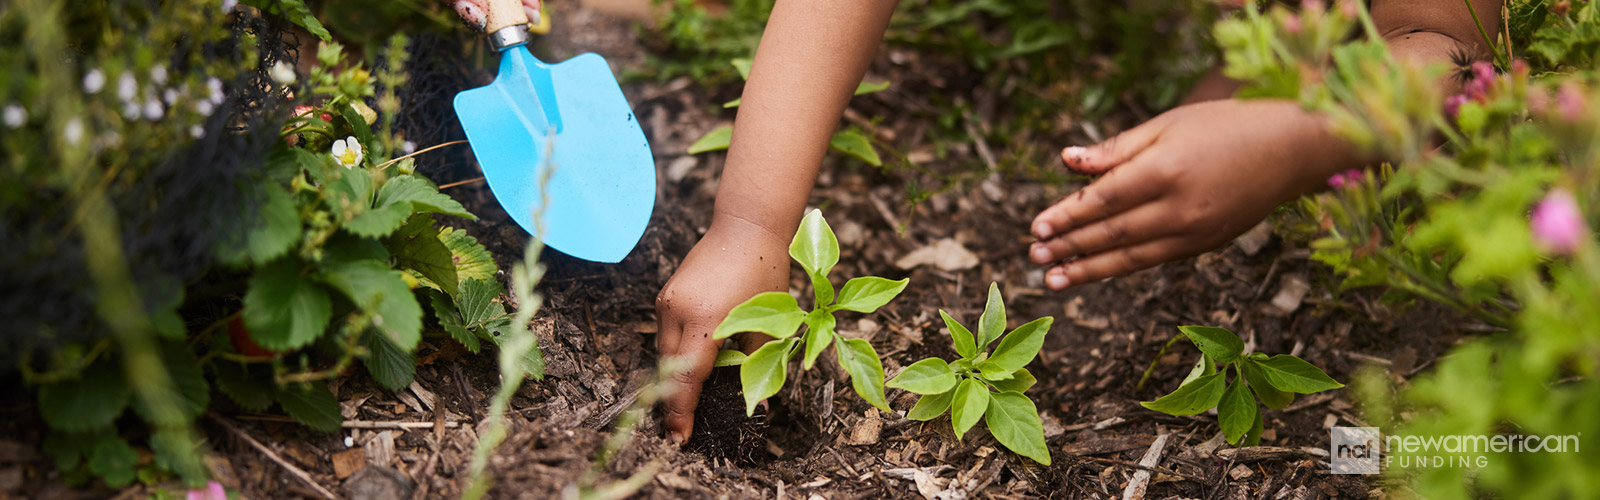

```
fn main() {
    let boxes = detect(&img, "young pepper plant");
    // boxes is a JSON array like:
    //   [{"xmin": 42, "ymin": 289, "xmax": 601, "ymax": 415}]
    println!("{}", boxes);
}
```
[
  {"xmin": 887, "ymin": 283, "xmax": 1054, "ymax": 465},
  {"xmin": 1143, "ymin": 326, "xmax": 1344, "ymax": 446},
  {"xmin": 712, "ymin": 209, "xmax": 909, "ymax": 416}
]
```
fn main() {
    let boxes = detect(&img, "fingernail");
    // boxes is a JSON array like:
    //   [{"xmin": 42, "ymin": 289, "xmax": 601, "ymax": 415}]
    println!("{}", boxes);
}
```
[
  {"xmin": 1030, "ymin": 244, "xmax": 1052, "ymax": 263},
  {"xmin": 669, "ymin": 432, "xmax": 685, "ymax": 446},
  {"xmin": 1063, "ymin": 146, "xmax": 1087, "ymax": 166},
  {"xmin": 1033, "ymin": 221, "xmax": 1053, "ymax": 239},
  {"xmin": 529, "ymin": 9, "xmax": 540, "ymax": 26},
  {"xmin": 1046, "ymin": 273, "xmax": 1069, "ymax": 289}
]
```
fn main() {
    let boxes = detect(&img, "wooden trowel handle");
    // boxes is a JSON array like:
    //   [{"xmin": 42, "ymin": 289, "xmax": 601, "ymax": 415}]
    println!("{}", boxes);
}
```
[{"xmin": 485, "ymin": 0, "xmax": 530, "ymax": 34}]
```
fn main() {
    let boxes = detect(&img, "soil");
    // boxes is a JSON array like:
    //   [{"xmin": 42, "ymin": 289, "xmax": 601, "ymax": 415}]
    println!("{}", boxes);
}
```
[{"xmin": 0, "ymin": 4, "xmax": 1483, "ymax": 500}]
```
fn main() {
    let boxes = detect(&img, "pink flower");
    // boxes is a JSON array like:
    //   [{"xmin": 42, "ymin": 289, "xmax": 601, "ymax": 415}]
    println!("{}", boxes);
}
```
[
  {"xmin": 1302, "ymin": 0, "xmax": 1325, "ymax": 13},
  {"xmin": 1282, "ymin": 13, "xmax": 1303, "ymax": 34},
  {"xmin": 187, "ymin": 481, "xmax": 227, "ymax": 500},
  {"xmin": 1327, "ymin": 169, "xmax": 1366, "ymax": 189},
  {"xmin": 1327, "ymin": 173, "xmax": 1346, "ymax": 189},
  {"xmin": 1557, "ymin": 82, "xmax": 1586, "ymax": 123},
  {"xmin": 1471, "ymin": 61, "xmax": 1496, "ymax": 85},
  {"xmin": 1531, "ymin": 188, "xmax": 1586, "ymax": 255},
  {"xmin": 1444, "ymin": 94, "xmax": 1469, "ymax": 118}
]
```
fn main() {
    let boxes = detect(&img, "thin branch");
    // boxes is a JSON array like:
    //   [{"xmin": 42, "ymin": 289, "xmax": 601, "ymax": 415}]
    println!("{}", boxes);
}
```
[{"xmin": 209, "ymin": 414, "xmax": 339, "ymax": 500}]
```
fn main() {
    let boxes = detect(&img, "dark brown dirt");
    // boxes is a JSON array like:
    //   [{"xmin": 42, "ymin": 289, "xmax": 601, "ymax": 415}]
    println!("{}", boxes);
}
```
[{"xmin": 0, "ymin": 3, "xmax": 1484, "ymax": 500}]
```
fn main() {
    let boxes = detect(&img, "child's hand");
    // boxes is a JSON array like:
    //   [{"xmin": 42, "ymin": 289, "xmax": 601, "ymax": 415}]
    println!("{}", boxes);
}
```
[
  {"xmin": 654, "ymin": 217, "xmax": 791, "ymax": 445},
  {"xmin": 448, "ymin": 0, "xmax": 541, "ymax": 31},
  {"xmin": 1029, "ymin": 99, "xmax": 1363, "ymax": 289}
]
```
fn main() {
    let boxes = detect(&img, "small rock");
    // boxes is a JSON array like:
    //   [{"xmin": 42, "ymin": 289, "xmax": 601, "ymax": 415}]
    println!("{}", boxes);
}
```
[
  {"xmin": 894, "ymin": 238, "xmax": 979, "ymax": 271},
  {"xmin": 1269, "ymin": 274, "xmax": 1311, "ymax": 315},
  {"xmin": 1229, "ymin": 464, "xmax": 1254, "ymax": 480},
  {"xmin": 1234, "ymin": 220, "xmax": 1275, "ymax": 256},
  {"xmin": 666, "ymin": 156, "xmax": 698, "ymax": 182},
  {"xmin": 343, "ymin": 466, "xmax": 413, "ymax": 500}
]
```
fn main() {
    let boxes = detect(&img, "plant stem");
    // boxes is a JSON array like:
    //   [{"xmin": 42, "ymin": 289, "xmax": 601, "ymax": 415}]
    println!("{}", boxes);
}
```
[
  {"xmin": 1136, "ymin": 334, "xmax": 1186, "ymax": 391},
  {"xmin": 1461, "ymin": 0, "xmax": 1507, "ymax": 67}
]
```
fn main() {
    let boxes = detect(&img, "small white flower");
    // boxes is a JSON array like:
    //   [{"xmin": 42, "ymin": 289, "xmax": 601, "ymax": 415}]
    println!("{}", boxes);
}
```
[
  {"xmin": 270, "ymin": 61, "xmax": 296, "ymax": 85},
  {"xmin": 63, "ymin": 118, "xmax": 84, "ymax": 145},
  {"xmin": 343, "ymin": 436, "xmax": 354, "ymax": 447},
  {"xmin": 196, "ymin": 99, "xmax": 214, "ymax": 117},
  {"xmin": 83, "ymin": 69, "xmax": 105, "ymax": 94},
  {"xmin": 2, "ymin": 104, "xmax": 24, "ymax": 128},
  {"xmin": 402, "ymin": 141, "xmax": 417, "ymax": 154},
  {"xmin": 122, "ymin": 101, "xmax": 141, "ymax": 120},
  {"xmin": 151, "ymin": 64, "xmax": 167, "ymax": 85},
  {"xmin": 143, "ymin": 97, "xmax": 164, "ymax": 121},
  {"xmin": 207, "ymin": 77, "xmax": 224, "ymax": 105},
  {"xmin": 163, "ymin": 88, "xmax": 179, "ymax": 105},
  {"xmin": 117, "ymin": 72, "xmax": 137, "ymax": 101},
  {"xmin": 332, "ymin": 136, "xmax": 363, "ymax": 168},
  {"xmin": 190, "ymin": 125, "xmax": 205, "ymax": 139},
  {"xmin": 222, "ymin": 0, "xmax": 238, "ymax": 13}
]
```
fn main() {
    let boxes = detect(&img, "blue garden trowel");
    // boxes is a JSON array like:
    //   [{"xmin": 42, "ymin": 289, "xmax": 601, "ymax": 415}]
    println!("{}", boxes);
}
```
[{"xmin": 454, "ymin": 0, "xmax": 655, "ymax": 263}]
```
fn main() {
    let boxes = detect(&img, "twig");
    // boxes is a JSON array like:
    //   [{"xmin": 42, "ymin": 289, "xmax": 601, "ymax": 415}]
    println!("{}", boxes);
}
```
[
  {"xmin": 1120, "ymin": 433, "xmax": 1169, "ymax": 500},
  {"xmin": 209, "ymin": 414, "xmax": 339, "ymax": 500},
  {"xmin": 235, "ymin": 415, "xmax": 460, "ymax": 429},
  {"xmin": 375, "ymin": 139, "xmax": 468, "ymax": 170},
  {"xmin": 1083, "ymin": 456, "xmax": 1205, "ymax": 482},
  {"xmin": 440, "ymin": 176, "xmax": 486, "ymax": 190}
]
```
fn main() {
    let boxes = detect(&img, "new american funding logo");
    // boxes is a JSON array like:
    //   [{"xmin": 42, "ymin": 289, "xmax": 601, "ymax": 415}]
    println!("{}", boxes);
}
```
[{"xmin": 1330, "ymin": 427, "xmax": 1583, "ymax": 474}]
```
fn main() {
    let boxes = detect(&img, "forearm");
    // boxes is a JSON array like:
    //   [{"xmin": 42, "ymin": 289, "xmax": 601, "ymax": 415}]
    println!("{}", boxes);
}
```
[{"xmin": 710, "ymin": 0, "xmax": 899, "ymax": 240}]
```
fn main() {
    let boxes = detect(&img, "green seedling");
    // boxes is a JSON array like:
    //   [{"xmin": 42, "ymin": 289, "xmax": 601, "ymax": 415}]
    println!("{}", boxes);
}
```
[
  {"xmin": 888, "ymin": 283, "xmax": 1054, "ymax": 465},
  {"xmin": 712, "ymin": 209, "xmax": 909, "ymax": 416},
  {"xmin": 1142, "ymin": 326, "xmax": 1343, "ymax": 446}
]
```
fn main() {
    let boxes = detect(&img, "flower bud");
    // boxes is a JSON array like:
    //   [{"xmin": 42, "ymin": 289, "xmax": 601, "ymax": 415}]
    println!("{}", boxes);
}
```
[
  {"xmin": 1557, "ymin": 81, "xmax": 1586, "ymax": 123},
  {"xmin": 1531, "ymin": 188, "xmax": 1586, "ymax": 255},
  {"xmin": 1553, "ymin": 0, "xmax": 1570, "ymax": 16}
]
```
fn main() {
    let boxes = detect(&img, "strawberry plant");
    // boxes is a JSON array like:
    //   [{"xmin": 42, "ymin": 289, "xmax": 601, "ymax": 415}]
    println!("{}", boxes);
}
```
[
  {"xmin": 887, "ymin": 283, "xmax": 1054, "ymax": 465},
  {"xmin": 712, "ymin": 209, "xmax": 909, "ymax": 416},
  {"xmin": 1141, "ymin": 326, "xmax": 1342, "ymax": 446}
]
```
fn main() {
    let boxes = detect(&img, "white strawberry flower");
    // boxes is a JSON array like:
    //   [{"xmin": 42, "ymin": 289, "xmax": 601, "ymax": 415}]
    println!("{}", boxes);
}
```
[
  {"xmin": 332, "ymin": 136, "xmax": 363, "ymax": 168},
  {"xmin": 83, "ymin": 69, "xmax": 105, "ymax": 94}
]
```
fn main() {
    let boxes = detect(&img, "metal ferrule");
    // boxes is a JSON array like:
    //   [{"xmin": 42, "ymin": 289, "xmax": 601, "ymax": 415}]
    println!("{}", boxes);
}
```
[{"xmin": 488, "ymin": 25, "xmax": 530, "ymax": 51}]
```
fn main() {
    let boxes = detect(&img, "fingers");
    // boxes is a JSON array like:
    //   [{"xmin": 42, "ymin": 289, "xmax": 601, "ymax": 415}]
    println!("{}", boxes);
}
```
[
  {"xmin": 1031, "ymin": 165, "xmax": 1163, "ymax": 241},
  {"xmin": 523, "ymin": 0, "xmax": 542, "ymax": 26},
  {"xmin": 1030, "ymin": 203, "xmax": 1181, "ymax": 265},
  {"xmin": 1061, "ymin": 121, "xmax": 1163, "ymax": 174},
  {"xmin": 658, "ymin": 316, "xmax": 721, "ymax": 446},
  {"xmin": 1043, "ymin": 237, "xmax": 1187, "ymax": 289},
  {"xmin": 453, "ymin": 1, "xmax": 487, "ymax": 30}
]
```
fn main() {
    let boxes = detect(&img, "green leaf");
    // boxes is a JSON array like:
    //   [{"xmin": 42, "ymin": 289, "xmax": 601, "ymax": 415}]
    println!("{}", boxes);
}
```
[
  {"xmin": 319, "ymin": 260, "xmax": 424, "ymax": 351},
  {"xmin": 44, "ymin": 429, "xmax": 112, "ymax": 471},
  {"xmin": 906, "ymin": 389, "xmax": 954, "ymax": 421},
  {"xmin": 38, "ymin": 361, "xmax": 130, "ymax": 432},
  {"xmin": 941, "ymin": 310, "xmax": 977, "ymax": 359},
  {"xmin": 89, "ymin": 436, "xmax": 137, "ymax": 488},
  {"xmin": 1240, "ymin": 358, "xmax": 1294, "ymax": 409},
  {"xmin": 812, "ymin": 271, "xmax": 835, "ymax": 307},
  {"xmin": 977, "ymin": 283, "xmax": 1006, "ymax": 347},
  {"xmin": 828, "ymin": 130, "xmax": 882, "ymax": 166},
  {"xmin": 484, "ymin": 319, "xmax": 545, "ymax": 380},
  {"xmin": 714, "ymin": 292, "xmax": 806, "ymax": 340},
  {"xmin": 375, "ymin": 175, "xmax": 475, "ymax": 220},
  {"xmin": 835, "ymin": 276, "xmax": 909, "ymax": 313},
  {"xmin": 341, "ymin": 103, "xmax": 375, "ymax": 153},
  {"xmin": 801, "ymin": 312, "xmax": 836, "ymax": 370},
  {"xmin": 149, "ymin": 428, "xmax": 207, "ymax": 485},
  {"xmin": 458, "ymin": 278, "xmax": 506, "ymax": 327},
  {"xmin": 887, "ymin": 358, "xmax": 958, "ymax": 395},
  {"xmin": 388, "ymin": 215, "xmax": 458, "ymax": 297},
  {"xmin": 987, "ymin": 317, "xmax": 1052, "ymax": 372},
  {"xmin": 227, "ymin": 183, "xmax": 300, "ymax": 265},
  {"xmin": 211, "ymin": 361, "xmax": 274, "ymax": 411},
  {"xmin": 344, "ymin": 199, "xmax": 411, "ymax": 238},
  {"xmin": 985, "ymin": 391, "xmax": 1051, "ymax": 465},
  {"xmin": 991, "ymin": 368, "xmax": 1036, "ymax": 393},
  {"xmin": 243, "ymin": 258, "xmax": 332, "ymax": 351},
  {"xmin": 429, "ymin": 291, "xmax": 480, "ymax": 353},
  {"xmin": 1254, "ymin": 355, "xmax": 1345, "ymax": 393},
  {"xmin": 275, "ymin": 382, "xmax": 341, "ymax": 432},
  {"xmin": 854, "ymin": 80, "xmax": 890, "ymax": 95},
  {"xmin": 790, "ymin": 209, "xmax": 840, "ymax": 279},
  {"xmin": 741, "ymin": 338, "xmax": 798, "ymax": 416},
  {"xmin": 836, "ymin": 338, "xmax": 891, "ymax": 412},
  {"xmin": 731, "ymin": 58, "xmax": 752, "ymax": 80},
  {"xmin": 1180, "ymin": 353, "xmax": 1217, "ymax": 388},
  {"xmin": 363, "ymin": 332, "xmax": 416, "ymax": 391},
  {"xmin": 131, "ymin": 342, "xmax": 209, "ymax": 424},
  {"xmin": 1140, "ymin": 371, "xmax": 1226, "ymax": 416},
  {"xmin": 439, "ymin": 227, "xmax": 496, "ymax": 283},
  {"xmin": 1218, "ymin": 376, "xmax": 1258, "ymax": 445},
  {"xmin": 976, "ymin": 361, "xmax": 1015, "ymax": 381},
  {"xmin": 242, "ymin": 0, "xmax": 330, "ymax": 41},
  {"xmin": 687, "ymin": 125, "xmax": 733, "ymax": 154},
  {"xmin": 324, "ymin": 167, "xmax": 374, "ymax": 217},
  {"xmin": 1179, "ymin": 326, "xmax": 1245, "ymax": 364},
  {"xmin": 951, "ymin": 378, "xmax": 989, "ymax": 439},
  {"xmin": 714, "ymin": 350, "xmax": 747, "ymax": 367},
  {"xmin": 1244, "ymin": 407, "xmax": 1265, "ymax": 447}
]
